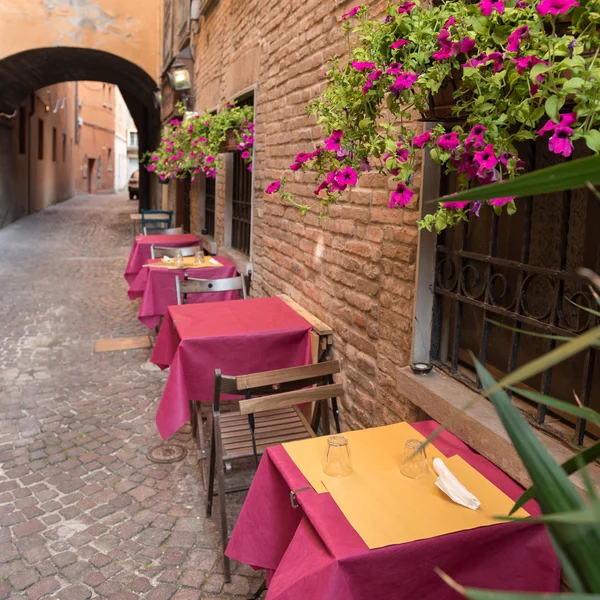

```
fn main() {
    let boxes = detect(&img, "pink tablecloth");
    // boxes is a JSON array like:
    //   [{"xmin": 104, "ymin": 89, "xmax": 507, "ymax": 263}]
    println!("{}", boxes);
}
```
[
  {"xmin": 150, "ymin": 297, "xmax": 313, "ymax": 439},
  {"xmin": 124, "ymin": 233, "xmax": 200, "ymax": 285},
  {"xmin": 227, "ymin": 420, "xmax": 560, "ymax": 600},
  {"xmin": 127, "ymin": 256, "xmax": 238, "ymax": 329}
]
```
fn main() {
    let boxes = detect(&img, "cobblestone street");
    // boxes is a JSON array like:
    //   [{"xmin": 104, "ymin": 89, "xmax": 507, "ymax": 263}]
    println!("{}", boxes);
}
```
[{"xmin": 0, "ymin": 194, "xmax": 261, "ymax": 599}]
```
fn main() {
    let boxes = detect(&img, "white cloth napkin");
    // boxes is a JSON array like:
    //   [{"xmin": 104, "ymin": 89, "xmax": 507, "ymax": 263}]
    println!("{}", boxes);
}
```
[
  {"xmin": 208, "ymin": 257, "xmax": 220, "ymax": 265},
  {"xmin": 432, "ymin": 458, "xmax": 480, "ymax": 510},
  {"xmin": 162, "ymin": 256, "xmax": 171, "ymax": 263}
]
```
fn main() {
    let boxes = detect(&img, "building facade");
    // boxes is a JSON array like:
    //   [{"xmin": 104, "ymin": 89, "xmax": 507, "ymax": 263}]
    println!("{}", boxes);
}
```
[{"xmin": 158, "ymin": 0, "xmax": 599, "ymax": 488}]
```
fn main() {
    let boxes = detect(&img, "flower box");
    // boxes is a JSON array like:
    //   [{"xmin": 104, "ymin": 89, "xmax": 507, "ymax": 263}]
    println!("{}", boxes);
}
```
[
  {"xmin": 421, "ymin": 71, "xmax": 466, "ymax": 122},
  {"xmin": 219, "ymin": 128, "xmax": 240, "ymax": 152}
]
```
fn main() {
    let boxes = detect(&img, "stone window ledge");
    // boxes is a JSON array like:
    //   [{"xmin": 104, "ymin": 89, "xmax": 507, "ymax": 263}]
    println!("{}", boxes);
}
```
[
  {"xmin": 198, "ymin": 233, "xmax": 217, "ymax": 255},
  {"xmin": 398, "ymin": 366, "xmax": 600, "ymax": 496},
  {"xmin": 217, "ymin": 247, "xmax": 252, "ymax": 276}
]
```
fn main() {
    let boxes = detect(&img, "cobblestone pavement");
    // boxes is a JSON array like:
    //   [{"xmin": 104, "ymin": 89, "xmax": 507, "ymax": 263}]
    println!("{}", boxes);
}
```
[{"xmin": 0, "ymin": 194, "xmax": 262, "ymax": 599}]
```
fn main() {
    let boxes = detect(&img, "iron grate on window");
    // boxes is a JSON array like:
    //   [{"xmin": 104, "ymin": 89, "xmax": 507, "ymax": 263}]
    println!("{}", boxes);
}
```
[
  {"xmin": 231, "ymin": 150, "xmax": 252, "ymax": 255},
  {"xmin": 430, "ymin": 140, "xmax": 599, "ymax": 447},
  {"xmin": 204, "ymin": 176, "xmax": 216, "ymax": 237}
]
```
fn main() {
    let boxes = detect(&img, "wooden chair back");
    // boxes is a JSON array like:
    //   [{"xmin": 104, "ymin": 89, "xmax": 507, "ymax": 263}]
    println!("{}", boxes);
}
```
[
  {"xmin": 141, "ymin": 209, "xmax": 172, "ymax": 232},
  {"xmin": 151, "ymin": 245, "xmax": 200, "ymax": 259},
  {"xmin": 175, "ymin": 274, "xmax": 247, "ymax": 304},
  {"xmin": 143, "ymin": 226, "xmax": 184, "ymax": 236}
]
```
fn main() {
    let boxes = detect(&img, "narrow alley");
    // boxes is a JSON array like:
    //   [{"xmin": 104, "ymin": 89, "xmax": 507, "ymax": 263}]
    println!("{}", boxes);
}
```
[{"xmin": 0, "ymin": 195, "xmax": 259, "ymax": 599}]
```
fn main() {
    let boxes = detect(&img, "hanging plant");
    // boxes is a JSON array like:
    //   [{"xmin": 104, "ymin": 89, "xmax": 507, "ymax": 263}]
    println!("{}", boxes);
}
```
[
  {"xmin": 266, "ymin": 0, "xmax": 600, "ymax": 232},
  {"xmin": 144, "ymin": 101, "xmax": 255, "ymax": 182}
]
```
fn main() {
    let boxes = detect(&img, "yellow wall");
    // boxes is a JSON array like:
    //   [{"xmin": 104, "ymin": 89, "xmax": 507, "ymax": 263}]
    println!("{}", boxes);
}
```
[{"xmin": 0, "ymin": 0, "xmax": 161, "ymax": 81}]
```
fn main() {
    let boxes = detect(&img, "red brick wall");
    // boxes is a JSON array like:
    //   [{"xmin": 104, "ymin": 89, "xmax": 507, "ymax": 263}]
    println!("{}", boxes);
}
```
[{"xmin": 179, "ymin": 0, "xmax": 425, "ymax": 429}]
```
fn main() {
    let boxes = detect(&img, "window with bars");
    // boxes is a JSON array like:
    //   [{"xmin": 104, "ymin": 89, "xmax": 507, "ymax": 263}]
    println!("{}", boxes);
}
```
[
  {"xmin": 231, "ymin": 151, "xmax": 252, "ymax": 255},
  {"xmin": 430, "ymin": 140, "xmax": 599, "ymax": 447},
  {"xmin": 204, "ymin": 175, "xmax": 216, "ymax": 237}
]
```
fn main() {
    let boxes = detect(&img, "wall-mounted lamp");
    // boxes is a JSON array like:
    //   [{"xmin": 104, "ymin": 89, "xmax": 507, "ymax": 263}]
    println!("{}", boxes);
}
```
[{"xmin": 168, "ymin": 65, "xmax": 192, "ymax": 91}]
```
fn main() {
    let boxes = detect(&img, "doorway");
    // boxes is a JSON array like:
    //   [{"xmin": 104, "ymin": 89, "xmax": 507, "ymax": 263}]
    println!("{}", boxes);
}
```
[{"xmin": 87, "ymin": 158, "xmax": 95, "ymax": 194}]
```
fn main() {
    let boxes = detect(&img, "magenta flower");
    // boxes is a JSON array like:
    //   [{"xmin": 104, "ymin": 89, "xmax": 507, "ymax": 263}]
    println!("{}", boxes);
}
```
[
  {"xmin": 389, "ymin": 72, "xmax": 418, "ymax": 95},
  {"xmin": 386, "ymin": 63, "xmax": 404, "ymax": 76},
  {"xmin": 336, "ymin": 166, "xmax": 358, "ymax": 187},
  {"xmin": 289, "ymin": 162, "xmax": 302, "ymax": 171},
  {"xmin": 397, "ymin": 1, "xmax": 416, "ymax": 13},
  {"xmin": 206, "ymin": 156, "xmax": 215, "ymax": 164},
  {"xmin": 388, "ymin": 183, "xmax": 415, "ymax": 207},
  {"xmin": 444, "ymin": 200, "xmax": 470, "ymax": 210},
  {"xmin": 443, "ymin": 16, "xmax": 458, "ymax": 29},
  {"xmin": 537, "ymin": 0, "xmax": 578, "ymax": 15},
  {"xmin": 352, "ymin": 61, "xmax": 377, "ymax": 71},
  {"xmin": 247, "ymin": 164, "xmax": 253, "ymax": 172},
  {"xmin": 479, "ymin": 0, "xmax": 505, "ymax": 15},
  {"xmin": 464, "ymin": 53, "xmax": 490, "ymax": 68},
  {"xmin": 465, "ymin": 124, "xmax": 487, "ymax": 148},
  {"xmin": 461, "ymin": 38, "xmax": 476, "ymax": 53},
  {"xmin": 490, "ymin": 196, "xmax": 515, "ymax": 206},
  {"xmin": 342, "ymin": 5, "xmax": 362, "ymax": 20},
  {"xmin": 412, "ymin": 131, "xmax": 432, "ymax": 148},
  {"xmin": 516, "ymin": 0, "xmax": 528, "ymax": 5},
  {"xmin": 549, "ymin": 126, "xmax": 574, "ymax": 157},
  {"xmin": 486, "ymin": 52, "xmax": 506, "ymax": 73},
  {"xmin": 314, "ymin": 181, "xmax": 329, "ymax": 195},
  {"xmin": 327, "ymin": 170, "xmax": 347, "ymax": 192},
  {"xmin": 324, "ymin": 130, "xmax": 343, "ymax": 151},
  {"xmin": 391, "ymin": 39, "xmax": 410, "ymax": 49},
  {"xmin": 359, "ymin": 159, "xmax": 372, "ymax": 172},
  {"xmin": 147, "ymin": 165, "xmax": 155, "ymax": 172},
  {"xmin": 456, "ymin": 152, "xmax": 479, "ymax": 179},
  {"xmin": 507, "ymin": 25, "xmax": 529, "ymax": 52},
  {"xmin": 265, "ymin": 181, "xmax": 281, "ymax": 194},
  {"xmin": 432, "ymin": 48, "xmax": 454, "ymax": 60},
  {"xmin": 295, "ymin": 152, "xmax": 311, "ymax": 163},
  {"xmin": 396, "ymin": 145, "xmax": 410, "ymax": 162},
  {"xmin": 437, "ymin": 132, "xmax": 460, "ymax": 151},
  {"xmin": 151, "ymin": 155, "xmax": 159, "ymax": 162},
  {"xmin": 474, "ymin": 144, "xmax": 498, "ymax": 171},
  {"xmin": 310, "ymin": 147, "xmax": 324, "ymax": 159},
  {"xmin": 362, "ymin": 69, "xmax": 382, "ymax": 94},
  {"xmin": 537, "ymin": 112, "xmax": 577, "ymax": 136},
  {"xmin": 241, "ymin": 150, "xmax": 251, "ymax": 160}
]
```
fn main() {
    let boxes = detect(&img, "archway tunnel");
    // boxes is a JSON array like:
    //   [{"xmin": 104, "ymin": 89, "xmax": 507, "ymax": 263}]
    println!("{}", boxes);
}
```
[{"xmin": 0, "ymin": 47, "xmax": 160, "ymax": 227}]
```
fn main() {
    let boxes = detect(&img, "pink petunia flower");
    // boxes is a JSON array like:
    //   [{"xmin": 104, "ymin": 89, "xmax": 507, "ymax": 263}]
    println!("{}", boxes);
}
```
[
  {"xmin": 479, "ymin": 0, "xmax": 505, "ymax": 15},
  {"xmin": 386, "ymin": 63, "xmax": 404, "ymax": 76},
  {"xmin": 396, "ymin": 145, "xmax": 410, "ymax": 162},
  {"xmin": 537, "ymin": 112, "xmax": 577, "ymax": 136},
  {"xmin": 352, "ymin": 61, "xmax": 377, "ymax": 71},
  {"xmin": 389, "ymin": 72, "xmax": 419, "ymax": 95},
  {"xmin": 461, "ymin": 38, "xmax": 477, "ymax": 53},
  {"xmin": 265, "ymin": 181, "xmax": 281, "ymax": 194},
  {"xmin": 507, "ymin": 25, "xmax": 529, "ymax": 52},
  {"xmin": 549, "ymin": 126, "xmax": 574, "ymax": 157},
  {"xmin": 314, "ymin": 181, "xmax": 329, "ymax": 195},
  {"xmin": 490, "ymin": 196, "xmax": 515, "ymax": 206},
  {"xmin": 359, "ymin": 159, "xmax": 372, "ymax": 172},
  {"xmin": 206, "ymin": 156, "xmax": 215, "ymax": 164},
  {"xmin": 388, "ymin": 183, "xmax": 415, "ymax": 207},
  {"xmin": 342, "ymin": 5, "xmax": 362, "ymax": 20},
  {"xmin": 327, "ymin": 170, "xmax": 347, "ymax": 192},
  {"xmin": 324, "ymin": 130, "xmax": 343, "ymax": 151},
  {"xmin": 516, "ymin": 0, "xmax": 528, "ymax": 5},
  {"xmin": 289, "ymin": 162, "xmax": 302, "ymax": 171},
  {"xmin": 444, "ymin": 200, "xmax": 470, "ymax": 210},
  {"xmin": 412, "ymin": 131, "xmax": 432, "ymax": 148},
  {"xmin": 463, "ymin": 53, "xmax": 490, "ymax": 68},
  {"xmin": 391, "ymin": 39, "xmax": 410, "ymax": 49},
  {"xmin": 295, "ymin": 152, "xmax": 311, "ymax": 163},
  {"xmin": 437, "ymin": 132, "xmax": 460, "ymax": 151},
  {"xmin": 397, "ymin": 1, "xmax": 416, "ymax": 13},
  {"xmin": 537, "ymin": 0, "xmax": 579, "ymax": 15},
  {"xmin": 241, "ymin": 150, "xmax": 251, "ymax": 160},
  {"xmin": 335, "ymin": 166, "xmax": 358, "ymax": 187},
  {"xmin": 362, "ymin": 69, "xmax": 383, "ymax": 94},
  {"xmin": 443, "ymin": 16, "xmax": 458, "ymax": 29},
  {"xmin": 465, "ymin": 124, "xmax": 487, "ymax": 148},
  {"xmin": 147, "ymin": 165, "xmax": 155, "ymax": 172},
  {"xmin": 457, "ymin": 152, "xmax": 479, "ymax": 179},
  {"xmin": 474, "ymin": 144, "xmax": 498, "ymax": 171}
]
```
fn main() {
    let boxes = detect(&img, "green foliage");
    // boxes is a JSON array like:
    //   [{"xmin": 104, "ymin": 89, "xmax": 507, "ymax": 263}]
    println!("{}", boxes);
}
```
[
  {"xmin": 269, "ymin": 0, "xmax": 600, "ymax": 231},
  {"xmin": 146, "ymin": 101, "xmax": 254, "ymax": 182}
]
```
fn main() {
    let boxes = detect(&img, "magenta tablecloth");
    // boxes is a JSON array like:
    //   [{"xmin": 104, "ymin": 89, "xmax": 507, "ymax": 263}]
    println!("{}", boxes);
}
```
[
  {"xmin": 150, "ymin": 297, "xmax": 313, "ymax": 439},
  {"xmin": 127, "ymin": 256, "xmax": 238, "ymax": 329},
  {"xmin": 124, "ymin": 233, "xmax": 200, "ymax": 285},
  {"xmin": 227, "ymin": 420, "xmax": 560, "ymax": 600}
]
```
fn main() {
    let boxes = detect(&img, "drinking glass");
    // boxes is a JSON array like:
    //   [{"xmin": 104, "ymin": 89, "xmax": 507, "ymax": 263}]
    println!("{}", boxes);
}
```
[
  {"xmin": 400, "ymin": 438, "xmax": 429, "ymax": 479},
  {"xmin": 323, "ymin": 435, "xmax": 353, "ymax": 477},
  {"xmin": 194, "ymin": 248, "xmax": 205, "ymax": 266},
  {"xmin": 174, "ymin": 249, "xmax": 183, "ymax": 268}
]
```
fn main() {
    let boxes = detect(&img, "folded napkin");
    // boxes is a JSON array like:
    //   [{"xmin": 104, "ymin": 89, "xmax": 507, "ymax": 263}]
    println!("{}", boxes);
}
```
[
  {"xmin": 433, "ymin": 458, "xmax": 480, "ymax": 510},
  {"xmin": 161, "ymin": 256, "xmax": 172, "ymax": 263},
  {"xmin": 208, "ymin": 257, "xmax": 220, "ymax": 265}
]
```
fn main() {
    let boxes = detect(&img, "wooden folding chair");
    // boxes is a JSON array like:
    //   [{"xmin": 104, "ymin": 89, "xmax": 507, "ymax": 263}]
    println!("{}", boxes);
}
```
[
  {"xmin": 141, "ymin": 209, "xmax": 172, "ymax": 232},
  {"xmin": 206, "ymin": 360, "xmax": 343, "ymax": 582},
  {"xmin": 150, "ymin": 244, "xmax": 200, "ymax": 259},
  {"xmin": 143, "ymin": 226, "xmax": 184, "ymax": 235},
  {"xmin": 175, "ymin": 274, "xmax": 247, "ymax": 304}
]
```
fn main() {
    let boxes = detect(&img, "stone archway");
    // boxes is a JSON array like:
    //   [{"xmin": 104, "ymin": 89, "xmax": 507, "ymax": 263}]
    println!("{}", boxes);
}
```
[{"xmin": 0, "ymin": 47, "xmax": 161, "ymax": 223}]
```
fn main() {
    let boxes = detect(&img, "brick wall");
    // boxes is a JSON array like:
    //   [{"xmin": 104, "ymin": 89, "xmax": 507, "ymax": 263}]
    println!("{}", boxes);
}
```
[{"xmin": 172, "ymin": 0, "xmax": 426, "ymax": 429}]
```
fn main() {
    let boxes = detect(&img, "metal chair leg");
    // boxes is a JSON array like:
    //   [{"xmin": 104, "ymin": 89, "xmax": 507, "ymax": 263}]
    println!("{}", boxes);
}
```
[
  {"xmin": 214, "ymin": 415, "xmax": 231, "ymax": 582},
  {"xmin": 206, "ymin": 420, "xmax": 216, "ymax": 518},
  {"xmin": 247, "ymin": 578, "xmax": 267, "ymax": 600}
]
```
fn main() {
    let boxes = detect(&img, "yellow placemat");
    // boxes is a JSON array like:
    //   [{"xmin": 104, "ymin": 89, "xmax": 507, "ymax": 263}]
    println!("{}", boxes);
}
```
[
  {"xmin": 282, "ymin": 422, "xmax": 446, "ymax": 493},
  {"xmin": 321, "ymin": 455, "xmax": 529, "ymax": 549},
  {"xmin": 145, "ymin": 257, "xmax": 223, "ymax": 269}
]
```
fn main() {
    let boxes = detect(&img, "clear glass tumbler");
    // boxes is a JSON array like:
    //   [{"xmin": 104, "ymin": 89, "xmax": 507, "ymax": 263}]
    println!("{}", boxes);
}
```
[
  {"xmin": 400, "ymin": 438, "xmax": 429, "ymax": 479},
  {"xmin": 174, "ymin": 249, "xmax": 183, "ymax": 268},
  {"xmin": 194, "ymin": 248, "xmax": 205, "ymax": 266},
  {"xmin": 323, "ymin": 435, "xmax": 353, "ymax": 477}
]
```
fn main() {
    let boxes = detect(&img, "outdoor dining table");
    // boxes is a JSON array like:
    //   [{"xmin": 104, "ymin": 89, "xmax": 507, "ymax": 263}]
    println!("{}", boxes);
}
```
[
  {"xmin": 127, "ymin": 256, "xmax": 238, "ymax": 329},
  {"xmin": 124, "ymin": 233, "xmax": 200, "ymax": 285},
  {"xmin": 226, "ymin": 420, "xmax": 560, "ymax": 600},
  {"xmin": 150, "ymin": 296, "xmax": 313, "ymax": 439}
]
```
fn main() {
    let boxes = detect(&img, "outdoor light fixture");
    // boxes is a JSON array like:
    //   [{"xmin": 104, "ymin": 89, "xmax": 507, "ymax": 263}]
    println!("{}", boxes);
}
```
[{"xmin": 169, "ymin": 65, "xmax": 192, "ymax": 91}]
